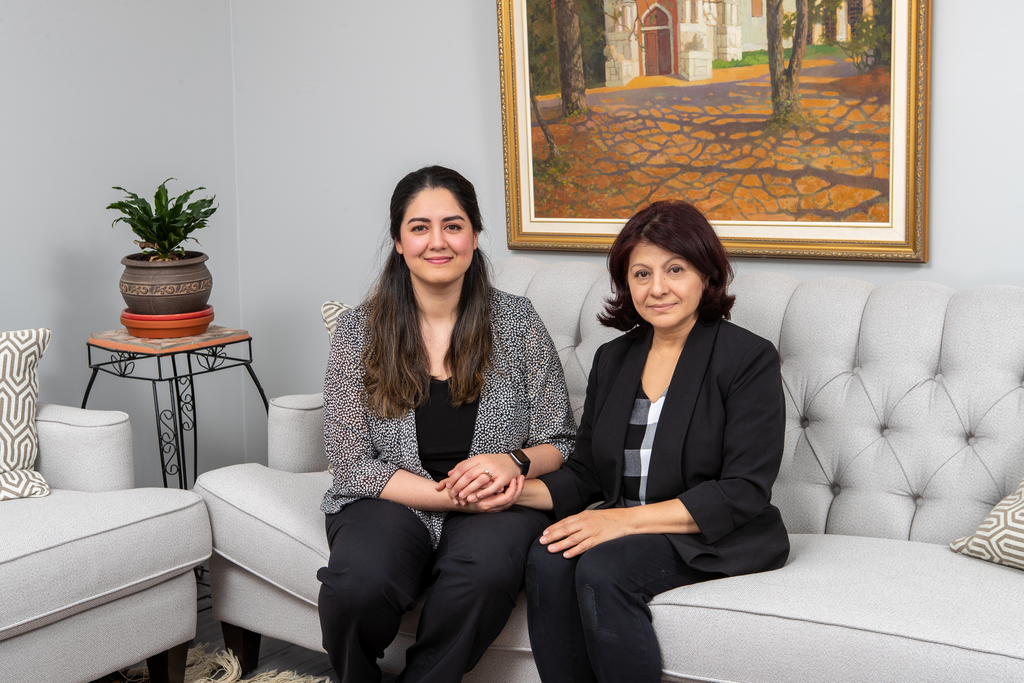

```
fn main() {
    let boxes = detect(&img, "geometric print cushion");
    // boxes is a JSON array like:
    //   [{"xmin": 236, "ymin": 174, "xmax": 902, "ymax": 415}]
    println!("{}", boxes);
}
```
[
  {"xmin": 0, "ymin": 328, "xmax": 51, "ymax": 500},
  {"xmin": 321, "ymin": 301, "xmax": 353, "ymax": 341},
  {"xmin": 949, "ymin": 477, "xmax": 1024, "ymax": 571}
]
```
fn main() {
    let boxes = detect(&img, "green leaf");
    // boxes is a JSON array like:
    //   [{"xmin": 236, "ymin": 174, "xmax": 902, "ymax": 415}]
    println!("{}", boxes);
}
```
[
  {"xmin": 107, "ymin": 179, "xmax": 216, "ymax": 254},
  {"xmin": 153, "ymin": 179, "xmax": 172, "ymax": 215}
]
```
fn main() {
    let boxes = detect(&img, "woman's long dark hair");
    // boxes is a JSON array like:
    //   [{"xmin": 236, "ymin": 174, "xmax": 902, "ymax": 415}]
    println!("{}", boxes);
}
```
[{"xmin": 363, "ymin": 166, "xmax": 493, "ymax": 418}]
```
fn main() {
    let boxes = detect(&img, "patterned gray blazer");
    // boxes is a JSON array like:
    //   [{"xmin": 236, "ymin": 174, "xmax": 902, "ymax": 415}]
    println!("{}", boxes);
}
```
[{"xmin": 321, "ymin": 289, "xmax": 577, "ymax": 548}]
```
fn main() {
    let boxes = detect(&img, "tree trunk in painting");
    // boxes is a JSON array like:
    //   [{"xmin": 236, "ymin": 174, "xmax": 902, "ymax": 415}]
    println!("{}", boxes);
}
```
[
  {"xmin": 554, "ymin": 0, "xmax": 587, "ymax": 117},
  {"xmin": 531, "ymin": 90, "xmax": 561, "ymax": 158},
  {"xmin": 788, "ymin": 0, "xmax": 808, "ymax": 95},
  {"xmin": 766, "ymin": 0, "xmax": 808, "ymax": 128}
]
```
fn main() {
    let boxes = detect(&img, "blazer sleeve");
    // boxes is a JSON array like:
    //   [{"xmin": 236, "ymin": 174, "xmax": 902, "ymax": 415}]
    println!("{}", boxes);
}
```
[
  {"xmin": 539, "ymin": 343, "xmax": 607, "ymax": 519},
  {"xmin": 519, "ymin": 301, "xmax": 577, "ymax": 459},
  {"xmin": 677, "ymin": 339, "xmax": 785, "ymax": 545},
  {"xmin": 322, "ymin": 313, "xmax": 399, "ymax": 499}
]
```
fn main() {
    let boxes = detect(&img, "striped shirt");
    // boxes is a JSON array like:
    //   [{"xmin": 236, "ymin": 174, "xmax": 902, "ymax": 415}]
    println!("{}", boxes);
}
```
[{"xmin": 618, "ymin": 385, "xmax": 666, "ymax": 508}]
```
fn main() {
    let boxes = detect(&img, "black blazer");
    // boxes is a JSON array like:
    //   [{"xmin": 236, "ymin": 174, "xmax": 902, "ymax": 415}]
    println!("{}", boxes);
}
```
[{"xmin": 540, "ymin": 318, "xmax": 790, "ymax": 577}]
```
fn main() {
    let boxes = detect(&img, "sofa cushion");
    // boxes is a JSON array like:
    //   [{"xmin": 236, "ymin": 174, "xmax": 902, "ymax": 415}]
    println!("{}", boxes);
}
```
[
  {"xmin": 0, "ymin": 328, "xmax": 51, "ymax": 500},
  {"xmin": 950, "ymin": 476, "xmax": 1024, "ymax": 571},
  {"xmin": 492, "ymin": 257, "xmax": 620, "ymax": 425},
  {"xmin": 0, "ymin": 488, "xmax": 210, "ymax": 641},
  {"xmin": 650, "ymin": 533, "xmax": 1024, "ymax": 682},
  {"xmin": 321, "ymin": 301, "xmax": 353, "ymax": 341},
  {"xmin": 195, "ymin": 463, "xmax": 331, "ymax": 603}
]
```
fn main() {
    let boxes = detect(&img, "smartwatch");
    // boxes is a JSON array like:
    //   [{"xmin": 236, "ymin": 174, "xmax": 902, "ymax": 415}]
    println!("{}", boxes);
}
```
[{"xmin": 508, "ymin": 449, "xmax": 531, "ymax": 476}]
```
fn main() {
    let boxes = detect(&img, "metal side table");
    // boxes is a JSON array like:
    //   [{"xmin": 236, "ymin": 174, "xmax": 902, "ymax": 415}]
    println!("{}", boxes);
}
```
[{"xmin": 82, "ymin": 325, "xmax": 269, "ymax": 489}]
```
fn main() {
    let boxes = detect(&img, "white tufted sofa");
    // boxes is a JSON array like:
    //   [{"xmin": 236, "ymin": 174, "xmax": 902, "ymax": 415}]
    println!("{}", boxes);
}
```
[{"xmin": 195, "ymin": 257, "xmax": 1024, "ymax": 683}]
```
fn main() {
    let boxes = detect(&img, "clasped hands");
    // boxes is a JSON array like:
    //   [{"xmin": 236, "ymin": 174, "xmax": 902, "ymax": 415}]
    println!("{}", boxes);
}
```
[
  {"xmin": 435, "ymin": 452, "xmax": 523, "ymax": 513},
  {"xmin": 433, "ymin": 454, "xmax": 632, "ymax": 553}
]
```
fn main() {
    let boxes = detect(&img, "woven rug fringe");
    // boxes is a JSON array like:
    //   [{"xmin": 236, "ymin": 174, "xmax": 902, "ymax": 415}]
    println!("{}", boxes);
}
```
[{"xmin": 118, "ymin": 643, "xmax": 330, "ymax": 683}]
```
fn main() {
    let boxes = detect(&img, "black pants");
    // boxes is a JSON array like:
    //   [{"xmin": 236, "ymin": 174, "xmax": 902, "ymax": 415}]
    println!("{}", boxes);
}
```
[
  {"xmin": 525, "ymin": 534, "xmax": 724, "ymax": 683},
  {"xmin": 317, "ymin": 498, "xmax": 549, "ymax": 683}
]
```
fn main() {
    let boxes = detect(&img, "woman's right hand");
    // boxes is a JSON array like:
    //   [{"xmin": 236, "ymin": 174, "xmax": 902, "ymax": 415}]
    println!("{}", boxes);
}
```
[
  {"xmin": 436, "ymin": 474, "xmax": 524, "ymax": 513},
  {"xmin": 443, "ymin": 452, "xmax": 521, "ymax": 503}
]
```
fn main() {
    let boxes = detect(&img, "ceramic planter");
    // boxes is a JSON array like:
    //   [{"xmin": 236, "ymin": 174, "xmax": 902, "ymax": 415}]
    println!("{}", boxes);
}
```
[{"xmin": 119, "ymin": 251, "xmax": 213, "ymax": 315}]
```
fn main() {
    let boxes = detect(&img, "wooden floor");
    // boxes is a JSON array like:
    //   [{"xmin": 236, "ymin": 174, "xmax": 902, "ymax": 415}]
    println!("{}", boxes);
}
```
[{"xmin": 93, "ymin": 576, "xmax": 399, "ymax": 682}]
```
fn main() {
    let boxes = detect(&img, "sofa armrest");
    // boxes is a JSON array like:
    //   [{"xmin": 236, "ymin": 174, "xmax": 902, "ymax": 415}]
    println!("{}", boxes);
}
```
[
  {"xmin": 34, "ymin": 402, "xmax": 134, "ymax": 492},
  {"xmin": 268, "ymin": 394, "xmax": 328, "ymax": 473}
]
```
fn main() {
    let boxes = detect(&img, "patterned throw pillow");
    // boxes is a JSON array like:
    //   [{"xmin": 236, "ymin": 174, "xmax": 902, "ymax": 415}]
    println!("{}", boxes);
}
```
[
  {"xmin": 321, "ymin": 301, "xmax": 353, "ymax": 341},
  {"xmin": 950, "ymin": 478, "xmax": 1024, "ymax": 571},
  {"xmin": 0, "ymin": 328, "xmax": 51, "ymax": 500}
]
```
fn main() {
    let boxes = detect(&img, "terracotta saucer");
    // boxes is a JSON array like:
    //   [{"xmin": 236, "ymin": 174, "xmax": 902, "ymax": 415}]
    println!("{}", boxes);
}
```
[
  {"xmin": 120, "ymin": 311, "xmax": 215, "ymax": 339},
  {"xmin": 121, "ymin": 305, "xmax": 214, "ymax": 321}
]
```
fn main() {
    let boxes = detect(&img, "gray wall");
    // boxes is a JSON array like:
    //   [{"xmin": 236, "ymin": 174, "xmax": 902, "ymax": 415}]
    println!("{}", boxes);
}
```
[
  {"xmin": 2, "ymin": 0, "xmax": 1022, "ymax": 484},
  {"xmin": 0, "ymin": 1, "xmax": 243, "ymax": 487}
]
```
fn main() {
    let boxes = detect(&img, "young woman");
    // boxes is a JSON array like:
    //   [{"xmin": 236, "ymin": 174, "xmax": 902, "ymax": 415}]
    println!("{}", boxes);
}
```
[
  {"xmin": 517, "ymin": 201, "xmax": 790, "ymax": 683},
  {"xmin": 316, "ymin": 166, "xmax": 576, "ymax": 683}
]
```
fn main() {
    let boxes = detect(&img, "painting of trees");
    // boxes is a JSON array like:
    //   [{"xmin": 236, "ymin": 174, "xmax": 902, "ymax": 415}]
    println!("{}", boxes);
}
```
[{"xmin": 502, "ymin": 0, "xmax": 927, "ymax": 260}]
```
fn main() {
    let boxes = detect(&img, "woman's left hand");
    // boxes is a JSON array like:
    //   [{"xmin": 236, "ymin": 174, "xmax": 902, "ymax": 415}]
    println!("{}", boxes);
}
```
[
  {"xmin": 462, "ymin": 474, "xmax": 525, "ymax": 513},
  {"xmin": 539, "ymin": 509, "xmax": 631, "ymax": 558},
  {"xmin": 444, "ymin": 452, "xmax": 521, "ymax": 504}
]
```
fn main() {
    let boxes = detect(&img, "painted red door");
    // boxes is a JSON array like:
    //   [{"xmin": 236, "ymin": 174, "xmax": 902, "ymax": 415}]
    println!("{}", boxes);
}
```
[
  {"xmin": 643, "ymin": 8, "xmax": 672, "ymax": 76},
  {"xmin": 644, "ymin": 30, "xmax": 660, "ymax": 75},
  {"xmin": 658, "ymin": 29, "xmax": 672, "ymax": 74}
]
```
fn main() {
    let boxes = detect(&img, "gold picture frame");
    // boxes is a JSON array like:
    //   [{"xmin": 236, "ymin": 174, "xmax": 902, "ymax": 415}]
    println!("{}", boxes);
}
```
[{"xmin": 498, "ymin": 0, "xmax": 931, "ymax": 261}]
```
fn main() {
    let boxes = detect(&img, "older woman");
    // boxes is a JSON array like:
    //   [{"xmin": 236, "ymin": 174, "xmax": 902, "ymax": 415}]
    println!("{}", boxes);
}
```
[
  {"xmin": 516, "ymin": 201, "xmax": 790, "ymax": 683},
  {"xmin": 317, "ymin": 166, "xmax": 576, "ymax": 683}
]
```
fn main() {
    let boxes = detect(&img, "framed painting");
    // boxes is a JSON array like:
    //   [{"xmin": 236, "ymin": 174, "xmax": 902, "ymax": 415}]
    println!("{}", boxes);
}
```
[{"xmin": 497, "ymin": 0, "xmax": 931, "ymax": 260}]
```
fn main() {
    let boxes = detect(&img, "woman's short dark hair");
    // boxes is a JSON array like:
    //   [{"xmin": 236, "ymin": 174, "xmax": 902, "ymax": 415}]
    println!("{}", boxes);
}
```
[
  {"xmin": 599, "ymin": 201, "xmax": 735, "ymax": 335},
  {"xmin": 364, "ymin": 165, "xmax": 493, "ymax": 418}
]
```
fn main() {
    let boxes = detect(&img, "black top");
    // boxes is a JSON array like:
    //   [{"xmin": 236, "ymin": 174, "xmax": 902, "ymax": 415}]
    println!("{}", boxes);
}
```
[{"xmin": 415, "ymin": 378, "xmax": 480, "ymax": 482}]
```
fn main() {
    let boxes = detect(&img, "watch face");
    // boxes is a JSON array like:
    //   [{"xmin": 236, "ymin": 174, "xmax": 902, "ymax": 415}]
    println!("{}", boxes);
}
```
[{"xmin": 512, "ymin": 449, "xmax": 530, "ymax": 475}]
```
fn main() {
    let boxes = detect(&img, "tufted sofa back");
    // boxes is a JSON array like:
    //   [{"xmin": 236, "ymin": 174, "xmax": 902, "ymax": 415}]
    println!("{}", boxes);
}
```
[{"xmin": 492, "ymin": 257, "xmax": 1024, "ymax": 547}]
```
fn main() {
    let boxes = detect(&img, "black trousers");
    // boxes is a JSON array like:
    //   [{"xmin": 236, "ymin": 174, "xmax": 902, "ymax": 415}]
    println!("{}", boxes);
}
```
[
  {"xmin": 525, "ymin": 534, "xmax": 724, "ymax": 683},
  {"xmin": 317, "ymin": 498, "xmax": 549, "ymax": 683}
]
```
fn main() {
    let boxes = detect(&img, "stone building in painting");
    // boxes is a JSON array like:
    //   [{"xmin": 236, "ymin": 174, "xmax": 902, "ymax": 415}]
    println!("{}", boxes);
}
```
[
  {"xmin": 604, "ymin": 0, "xmax": 872, "ymax": 86},
  {"xmin": 604, "ymin": 0, "xmax": 742, "ymax": 85},
  {"xmin": 738, "ymin": 0, "xmax": 873, "ymax": 51}
]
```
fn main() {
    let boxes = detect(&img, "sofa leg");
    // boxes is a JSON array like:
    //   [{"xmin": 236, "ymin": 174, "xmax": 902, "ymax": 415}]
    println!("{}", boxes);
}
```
[
  {"xmin": 147, "ymin": 640, "xmax": 189, "ymax": 683},
  {"xmin": 222, "ymin": 621, "xmax": 262, "ymax": 676}
]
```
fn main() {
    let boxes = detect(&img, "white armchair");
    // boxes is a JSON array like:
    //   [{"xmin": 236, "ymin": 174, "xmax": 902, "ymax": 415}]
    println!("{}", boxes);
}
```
[{"xmin": 0, "ymin": 403, "xmax": 211, "ymax": 683}]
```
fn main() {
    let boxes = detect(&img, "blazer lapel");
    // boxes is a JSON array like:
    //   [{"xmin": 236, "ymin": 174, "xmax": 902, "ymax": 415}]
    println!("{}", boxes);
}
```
[
  {"xmin": 594, "ymin": 328, "xmax": 652, "ymax": 504},
  {"xmin": 646, "ymin": 319, "xmax": 721, "ymax": 501}
]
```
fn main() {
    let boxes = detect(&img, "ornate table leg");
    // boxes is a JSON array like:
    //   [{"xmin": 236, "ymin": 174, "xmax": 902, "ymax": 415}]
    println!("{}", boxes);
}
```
[
  {"xmin": 152, "ymin": 380, "xmax": 186, "ymax": 489},
  {"xmin": 173, "ymin": 372, "xmax": 197, "ymax": 487}
]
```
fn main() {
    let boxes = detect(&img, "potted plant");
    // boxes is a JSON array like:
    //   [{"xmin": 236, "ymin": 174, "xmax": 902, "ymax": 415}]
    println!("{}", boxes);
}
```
[{"xmin": 107, "ymin": 178, "xmax": 218, "ymax": 316}]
